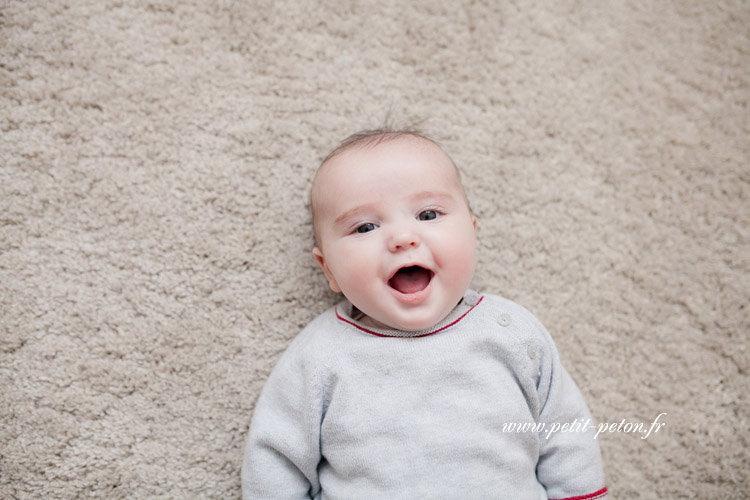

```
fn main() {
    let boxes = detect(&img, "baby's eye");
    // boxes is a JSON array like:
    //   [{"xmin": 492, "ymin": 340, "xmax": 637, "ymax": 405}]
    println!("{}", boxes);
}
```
[
  {"xmin": 418, "ymin": 210, "xmax": 439, "ymax": 221},
  {"xmin": 356, "ymin": 223, "xmax": 377, "ymax": 234}
]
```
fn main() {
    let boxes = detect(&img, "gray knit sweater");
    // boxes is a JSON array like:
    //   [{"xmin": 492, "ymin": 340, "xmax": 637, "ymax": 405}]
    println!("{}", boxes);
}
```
[{"xmin": 242, "ymin": 290, "xmax": 607, "ymax": 500}]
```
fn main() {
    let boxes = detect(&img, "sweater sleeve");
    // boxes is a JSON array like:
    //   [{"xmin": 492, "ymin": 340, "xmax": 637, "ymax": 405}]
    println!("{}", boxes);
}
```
[
  {"xmin": 532, "ymin": 315, "xmax": 608, "ymax": 500},
  {"xmin": 241, "ymin": 340, "xmax": 325, "ymax": 500}
]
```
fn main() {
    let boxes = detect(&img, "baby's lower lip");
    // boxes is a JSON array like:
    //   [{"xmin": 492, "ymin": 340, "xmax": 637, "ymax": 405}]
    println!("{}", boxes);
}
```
[{"xmin": 388, "ymin": 276, "xmax": 433, "ymax": 304}]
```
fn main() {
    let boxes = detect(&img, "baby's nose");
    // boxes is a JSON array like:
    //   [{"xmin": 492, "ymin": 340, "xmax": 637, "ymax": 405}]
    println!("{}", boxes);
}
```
[{"xmin": 388, "ymin": 229, "xmax": 420, "ymax": 252}]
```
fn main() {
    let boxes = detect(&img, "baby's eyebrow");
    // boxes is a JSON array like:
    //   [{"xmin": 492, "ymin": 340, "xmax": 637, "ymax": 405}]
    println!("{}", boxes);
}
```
[
  {"xmin": 333, "ymin": 204, "xmax": 378, "ymax": 228},
  {"xmin": 409, "ymin": 190, "xmax": 455, "ymax": 203}
]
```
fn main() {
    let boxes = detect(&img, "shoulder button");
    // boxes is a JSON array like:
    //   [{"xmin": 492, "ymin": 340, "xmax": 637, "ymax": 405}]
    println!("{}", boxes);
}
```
[
  {"xmin": 463, "ymin": 290, "xmax": 480, "ymax": 306},
  {"xmin": 497, "ymin": 313, "xmax": 512, "ymax": 327},
  {"xmin": 527, "ymin": 344, "xmax": 538, "ymax": 360}
]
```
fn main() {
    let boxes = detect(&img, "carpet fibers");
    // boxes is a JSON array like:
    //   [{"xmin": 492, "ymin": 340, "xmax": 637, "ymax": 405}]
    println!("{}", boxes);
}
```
[{"xmin": 1, "ymin": 1, "xmax": 748, "ymax": 498}]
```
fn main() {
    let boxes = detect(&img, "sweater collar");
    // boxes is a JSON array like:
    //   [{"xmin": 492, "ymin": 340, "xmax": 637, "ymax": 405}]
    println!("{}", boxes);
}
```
[{"xmin": 334, "ymin": 290, "xmax": 483, "ymax": 338}]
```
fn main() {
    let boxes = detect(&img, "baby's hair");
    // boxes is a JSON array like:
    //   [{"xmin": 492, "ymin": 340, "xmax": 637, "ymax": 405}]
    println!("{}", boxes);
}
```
[{"xmin": 320, "ymin": 128, "xmax": 435, "ymax": 166}]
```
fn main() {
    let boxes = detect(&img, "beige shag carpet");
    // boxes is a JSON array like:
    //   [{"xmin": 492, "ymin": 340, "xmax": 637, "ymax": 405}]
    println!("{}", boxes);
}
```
[{"xmin": 2, "ymin": 1, "xmax": 749, "ymax": 498}]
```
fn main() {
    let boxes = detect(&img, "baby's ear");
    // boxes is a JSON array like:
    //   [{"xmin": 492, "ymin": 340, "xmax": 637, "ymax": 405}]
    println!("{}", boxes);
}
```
[{"xmin": 312, "ymin": 247, "xmax": 341, "ymax": 293}]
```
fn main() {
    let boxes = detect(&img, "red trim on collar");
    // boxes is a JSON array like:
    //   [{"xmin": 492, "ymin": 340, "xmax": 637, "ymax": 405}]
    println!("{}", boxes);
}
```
[
  {"xmin": 335, "ymin": 296, "xmax": 484, "ymax": 338},
  {"xmin": 550, "ymin": 487, "xmax": 608, "ymax": 500}
]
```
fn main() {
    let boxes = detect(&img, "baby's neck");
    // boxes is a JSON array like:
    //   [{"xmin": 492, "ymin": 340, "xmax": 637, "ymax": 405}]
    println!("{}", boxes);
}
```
[{"xmin": 350, "ymin": 306, "xmax": 392, "ymax": 330}]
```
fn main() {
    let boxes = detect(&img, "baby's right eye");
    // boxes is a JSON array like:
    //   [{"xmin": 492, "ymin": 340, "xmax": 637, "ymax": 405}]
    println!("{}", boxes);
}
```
[{"xmin": 356, "ymin": 223, "xmax": 377, "ymax": 234}]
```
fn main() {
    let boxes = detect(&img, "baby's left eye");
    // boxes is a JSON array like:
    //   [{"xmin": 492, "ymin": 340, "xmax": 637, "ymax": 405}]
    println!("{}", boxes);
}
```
[{"xmin": 418, "ymin": 210, "xmax": 439, "ymax": 221}]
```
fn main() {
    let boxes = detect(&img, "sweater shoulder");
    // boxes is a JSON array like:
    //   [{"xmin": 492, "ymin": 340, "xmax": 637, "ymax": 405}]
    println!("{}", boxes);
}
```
[
  {"xmin": 476, "ymin": 293, "xmax": 542, "ymax": 324},
  {"xmin": 271, "ymin": 304, "xmax": 344, "ymax": 374},
  {"xmin": 475, "ymin": 293, "xmax": 554, "ymax": 342}
]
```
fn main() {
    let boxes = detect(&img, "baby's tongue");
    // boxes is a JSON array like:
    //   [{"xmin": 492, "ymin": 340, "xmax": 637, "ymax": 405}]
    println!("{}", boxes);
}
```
[{"xmin": 388, "ymin": 266, "xmax": 431, "ymax": 294}]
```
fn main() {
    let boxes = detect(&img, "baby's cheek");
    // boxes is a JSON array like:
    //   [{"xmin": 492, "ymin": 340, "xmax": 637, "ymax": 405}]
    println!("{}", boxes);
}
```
[
  {"xmin": 339, "ymin": 270, "xmax": 380, "ymax": 306},
  {"xmin": 451, "ymin": 236, "xmax": 478, "ymax": 282},
  {"xmin": 447, "ymin": 230, "xmax": 477, "ymax": 261}
]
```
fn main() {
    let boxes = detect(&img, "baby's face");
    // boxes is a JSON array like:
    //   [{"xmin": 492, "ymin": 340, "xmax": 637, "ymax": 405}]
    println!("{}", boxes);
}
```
[{"xmin": 312, "ymin": 136, "xmax": 477, "ymax": 331}]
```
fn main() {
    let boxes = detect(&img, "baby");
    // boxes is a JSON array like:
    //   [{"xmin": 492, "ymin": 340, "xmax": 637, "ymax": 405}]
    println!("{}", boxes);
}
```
[{"xmin": 242, "ymin": 130, "xmax": 608, "ymax": 500}]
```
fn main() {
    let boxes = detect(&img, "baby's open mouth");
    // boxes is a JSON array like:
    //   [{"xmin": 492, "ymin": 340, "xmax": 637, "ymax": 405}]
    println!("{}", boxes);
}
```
[{"xmin": 387, "ymin": 266, "xmax": 434, "ymax": 294}]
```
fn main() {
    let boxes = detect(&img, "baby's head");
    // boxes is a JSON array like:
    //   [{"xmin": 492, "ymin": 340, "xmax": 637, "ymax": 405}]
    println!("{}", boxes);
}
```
[{"xmin": 311, "ymin": 130, "xmax": 477, "ymax": 332}]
